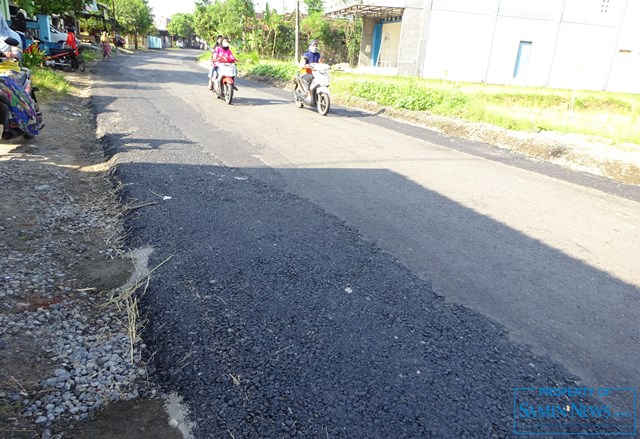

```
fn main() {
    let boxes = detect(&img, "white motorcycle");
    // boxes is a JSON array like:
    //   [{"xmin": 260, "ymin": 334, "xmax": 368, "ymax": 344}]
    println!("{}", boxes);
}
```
[
  {"xmin": 212, "ymin": 62, "xmax": 238, "ymax": 105},
  {"xmin": 293, "ymin": 62, "xmax": 331, "ymax": 116}
]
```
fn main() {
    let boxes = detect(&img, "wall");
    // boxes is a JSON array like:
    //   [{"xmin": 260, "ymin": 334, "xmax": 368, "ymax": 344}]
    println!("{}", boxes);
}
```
[
  {"xmin": 607, "ymin": 0, "xmax": 640, "ymax": 92},
  {"xmin": 547, "ymin": 0, "xmax": 628, "ymax": 90},
  {"xmin": 397, "ymin": 7, "xmax": 426, "ymax": 76},
  {"xmin": 419, "ymin": 0, "xmax": 638, "ymax": 92},
  {"xmin": 358, "ymin": 17, "xmax": 376, "ymax": 67},
  {"xmin": 422, "ymin": 11, "xmax": 492, "ymax": 81}
]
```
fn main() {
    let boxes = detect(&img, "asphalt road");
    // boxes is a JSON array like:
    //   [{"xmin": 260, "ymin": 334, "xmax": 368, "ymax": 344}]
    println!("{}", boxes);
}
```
[{"xmin": 91, "ymin": 50, "xmax": 639, "ymax": 438}]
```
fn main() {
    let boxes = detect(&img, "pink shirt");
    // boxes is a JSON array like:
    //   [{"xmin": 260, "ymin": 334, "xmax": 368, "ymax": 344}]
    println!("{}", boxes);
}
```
[{"xmin": 213, "ymin": 46, "xmax": 236, "ymax": 65}]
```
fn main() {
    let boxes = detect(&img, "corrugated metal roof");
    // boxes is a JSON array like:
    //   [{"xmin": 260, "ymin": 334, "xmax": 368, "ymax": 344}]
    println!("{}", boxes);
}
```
[{"xmin": 325, "ymin": 4, "xmax": 405, "ymax": 19}]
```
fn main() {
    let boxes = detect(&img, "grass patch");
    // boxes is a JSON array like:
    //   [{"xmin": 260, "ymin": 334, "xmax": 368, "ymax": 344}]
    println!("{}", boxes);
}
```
[
  {"xmin": 32, "ymin": 68, "xmax": 70, "ymax": 98},
  {"xmin": 0, "ymin": 400, "xmax": 21, "ymax": 416},
  {"xmin": 197, "ymin": 51, "xmax": 211, "ymax": 62},
  {"xmin": 330, "ymin": 73, "xmax": 640, "ymax": 145},
  {"xmin": 82, "ymin": 50, "xmax": 98, "ymax": 63},
  {"xmin": 245, "ymin": 61, "xmax": 298, "ymax": 81}
]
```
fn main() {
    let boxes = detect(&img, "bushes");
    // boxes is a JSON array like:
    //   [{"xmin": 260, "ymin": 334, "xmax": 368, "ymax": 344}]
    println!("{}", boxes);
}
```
[
  {"xmin": 236, "ymin": 50, "xmax": 260, "ymax": 66},
  {"xmin": 22, "ymin": 44, "xmax": 45, "ymax": 70}
]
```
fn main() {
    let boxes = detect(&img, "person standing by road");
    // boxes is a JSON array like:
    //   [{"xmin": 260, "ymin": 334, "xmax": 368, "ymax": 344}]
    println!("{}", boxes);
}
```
[{"xmin": 100, "ymin": 31, "xmax": 111, "ymax": 61}]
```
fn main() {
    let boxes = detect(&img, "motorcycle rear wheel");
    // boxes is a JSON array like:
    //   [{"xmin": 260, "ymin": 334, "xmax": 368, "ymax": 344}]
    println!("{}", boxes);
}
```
[
  {"xmin": 292, "ymin": 85, "xmax": 304, "ymax": 108},
  {"xmin": 61, "ymin": 57, "xmax": 74, "ymax": 72},
  {"xmin": 317, "ymin": 92, "xmax": 330, "ymax": 116},
  {"xmin": 224, "ymin": 83, "xmax": 234, "ymax": 105}
]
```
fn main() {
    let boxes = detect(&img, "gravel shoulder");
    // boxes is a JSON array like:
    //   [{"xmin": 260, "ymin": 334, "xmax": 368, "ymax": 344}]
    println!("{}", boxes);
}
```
[{"xmin": 0, "ymin": 72, "xmax": 182, "ymax": 439}]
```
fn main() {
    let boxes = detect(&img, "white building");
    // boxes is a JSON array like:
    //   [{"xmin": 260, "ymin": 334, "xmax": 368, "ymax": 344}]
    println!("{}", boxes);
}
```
[
  {"xmin": 154, "ymin": 15, "xmax": 170, "ymax": 31},
  {"xmin": 328, "ymin": 0, "xmax": 640, "ymax": 93}
]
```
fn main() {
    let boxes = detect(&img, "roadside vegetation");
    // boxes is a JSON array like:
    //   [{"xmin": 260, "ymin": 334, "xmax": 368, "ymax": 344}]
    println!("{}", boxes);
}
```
[
  {"xmin": 243, "ymin": 60, "xmax": 640, "ymax": 145},
  {"xmin": 32, "ymin": 69, "xmax": 70, "ymax": 97}
]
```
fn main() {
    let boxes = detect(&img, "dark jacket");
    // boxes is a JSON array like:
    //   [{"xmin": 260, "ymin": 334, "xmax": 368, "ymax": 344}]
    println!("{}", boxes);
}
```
[{"xmin": 303, "ymin": 50, "xmax": 321, "ymax": 64}]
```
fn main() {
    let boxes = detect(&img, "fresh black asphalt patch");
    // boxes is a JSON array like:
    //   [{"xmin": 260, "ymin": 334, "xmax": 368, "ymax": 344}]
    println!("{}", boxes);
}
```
[{"xmin": 111, "ymin": 154, "xmax": 614, "ymax": 438}]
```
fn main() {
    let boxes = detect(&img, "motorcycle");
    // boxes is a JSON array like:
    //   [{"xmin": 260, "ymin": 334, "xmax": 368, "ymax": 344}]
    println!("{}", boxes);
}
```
[
  {"xmin": 211, "ymin": 62, "xmax": 238, "ymax": 105},
  {"xmin": 35, "ymin": 39, "xmax": 85, "ymax": 72},
  {"xmin": 293, "ymin": 62, "xmax": 331, "ymax": 116},
  {"xmin": 0, "ymin": 37, "xmax": 42, "ymax": 140}
]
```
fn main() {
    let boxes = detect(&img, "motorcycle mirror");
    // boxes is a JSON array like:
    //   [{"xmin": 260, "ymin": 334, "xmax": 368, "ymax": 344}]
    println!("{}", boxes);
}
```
[{"xmin": 4, "ymin": 37, "xmax": 20, "ymax": 47}]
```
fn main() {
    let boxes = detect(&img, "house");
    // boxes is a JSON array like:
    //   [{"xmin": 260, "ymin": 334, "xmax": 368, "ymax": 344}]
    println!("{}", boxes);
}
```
[{"xmin": 327, "ymin": 0, "xmax": 640, "ymax": 93}]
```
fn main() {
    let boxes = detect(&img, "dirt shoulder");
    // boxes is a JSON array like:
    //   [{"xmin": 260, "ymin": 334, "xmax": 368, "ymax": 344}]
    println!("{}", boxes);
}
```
[
  {"xmin": 0, "ymin": 70, "xmax": 183, "ymax": 439},
  {"xmin": 242, "ymin": 72, "xmax": 640, "ymax": 186}
]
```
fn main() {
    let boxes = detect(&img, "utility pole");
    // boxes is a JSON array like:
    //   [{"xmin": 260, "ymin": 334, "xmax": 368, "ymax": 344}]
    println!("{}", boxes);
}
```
[
  {"xmin": 295, "ymin": 0, "xmax": 300, "ymax": 62},
  {"xmin": 111, "ymin": 0, "xmax": 116, "ymax": 31}
]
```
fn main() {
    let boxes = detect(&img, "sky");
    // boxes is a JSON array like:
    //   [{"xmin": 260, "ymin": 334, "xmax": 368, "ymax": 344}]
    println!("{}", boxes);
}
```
[
  {"xmin": 147, "ymin": 0, "xmax": 345, "ymax": 18},
  {"xmin": 147, "ymin": 0, "xmax": 195, "ymax": 18}
]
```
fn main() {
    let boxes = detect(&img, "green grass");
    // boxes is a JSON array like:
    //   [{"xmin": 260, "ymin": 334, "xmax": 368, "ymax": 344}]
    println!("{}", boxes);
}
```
[
  {"xmin": 197, "ymin": 51, "xmax": 211, "ymax": 62},
  {"xmin": 32, "ymin": 68, "xmax": 70, "ymax": 98},
  {"xmin": 330, "ymin": 73, "xmax": 640, "ymax": 145},
  {"xmin": 245, "ymin": 61, "xmax": 298, "ymax": 81},
  {"xmin": 197, "ymin": 51, "xmax": 290, "ymax": 78},
  {"xmin": 81, "ymin": 50, "xmax": 98, "ymax": 63}
]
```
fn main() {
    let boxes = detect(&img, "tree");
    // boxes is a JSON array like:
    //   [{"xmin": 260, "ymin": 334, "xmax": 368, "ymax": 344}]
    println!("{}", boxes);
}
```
[
  {"xmin": 218, "ymin": 0, "xmax": 255, "ymax": 42},
  {"xmin": 28, "ymin": 0, "xmax": 94, "ymax": 15},
  {"xmin": 304, "ymin": 0, "xmax": 324, "ymax": 14},
  {"xmin": 193, "ymin": 0, "xmax": 256, "ymax": 47},
  {"xmin": 193, "ymin": 1, "xmax": 224, "ymax": 46},
  {"xmin": 114, "ymin": 0, "xmax": 153, "ymax": 49},
  {"xmin": 168, "ymin": 13, "xmax": 194, "ymax": 39},
  {"xmin": 301, "ymin": 11, "xmax": 330, "ymax": 49}
]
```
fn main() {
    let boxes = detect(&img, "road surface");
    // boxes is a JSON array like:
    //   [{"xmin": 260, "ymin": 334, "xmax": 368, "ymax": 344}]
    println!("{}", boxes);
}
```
[{"xmin": 91, "ymin": 49, "xmax": 639, "ymax": 438}]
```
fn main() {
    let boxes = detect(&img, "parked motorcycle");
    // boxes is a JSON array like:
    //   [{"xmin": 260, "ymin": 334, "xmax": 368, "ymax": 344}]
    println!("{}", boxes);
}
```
[
  {"xmin": 35, "ymin": 39, "xmax": 85, "ymax": 72},
  {"xmin": 0, "ymin": 37, "xmax": 42, "ymax": 140},
  {"xmin": 211, "ymin": 62, "xmax": 238, "ymax": 105},
  {"xmin": 114, "ymin": 36, "xmax": 125, "ymax": 49},
  {"xmin": 293, "ymin": 62, "xmax": 331, "ymax": 116}
]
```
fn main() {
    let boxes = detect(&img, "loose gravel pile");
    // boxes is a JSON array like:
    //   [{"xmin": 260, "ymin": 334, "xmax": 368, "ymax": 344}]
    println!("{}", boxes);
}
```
[{"xmin": 0, "ymin": 155, "xmax": 150, "ymax": 438}]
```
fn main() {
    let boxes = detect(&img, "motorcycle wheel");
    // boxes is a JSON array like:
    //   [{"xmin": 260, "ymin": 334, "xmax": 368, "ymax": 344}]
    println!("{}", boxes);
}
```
[
  {"xmin": 224, "ymin": 83, "xmax": 234, "ymax": 105},
  {"xmin": 317, "ymin": 92, "xmax": 330, "ymax": 116},
  {"xmin": 77, "ymin": 56, "xmax": 86, "ymax": 72},
  {"xmin": 292, "ymin": 85, "xmax": 303, "ymax": 108},
  {"xmin": 61, "ymin": 58, "xmax": 72, "ymax": 72}
]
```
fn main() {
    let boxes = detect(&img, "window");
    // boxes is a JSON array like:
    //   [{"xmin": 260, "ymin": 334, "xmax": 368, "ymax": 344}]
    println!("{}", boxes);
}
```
[{"xmin": 513, "ymin": 41, "xmax": 532, "ymax": 79}]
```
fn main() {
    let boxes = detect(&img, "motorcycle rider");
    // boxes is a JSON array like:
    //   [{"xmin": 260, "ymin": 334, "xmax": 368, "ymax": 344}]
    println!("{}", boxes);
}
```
[
  {"xmin": 299, "ymin": 40, "xmax": 321, "ymax": 97},
  {"xmin": 211, "ymin": 36, "xmax": 237, "ymax": 90},
  {"xmin": 65, "ymin": 25, "xmax": 79, "ymax": 56},
  {"xmin": 208, "ymin": 35, "xmax": 223, "ymax": 90}
]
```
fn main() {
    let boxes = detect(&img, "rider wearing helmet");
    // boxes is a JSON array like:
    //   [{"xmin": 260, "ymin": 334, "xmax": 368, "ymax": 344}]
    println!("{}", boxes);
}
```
[{"xmin": 300, "ymin": 40, "xmax": 321, "ymax": 96}]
